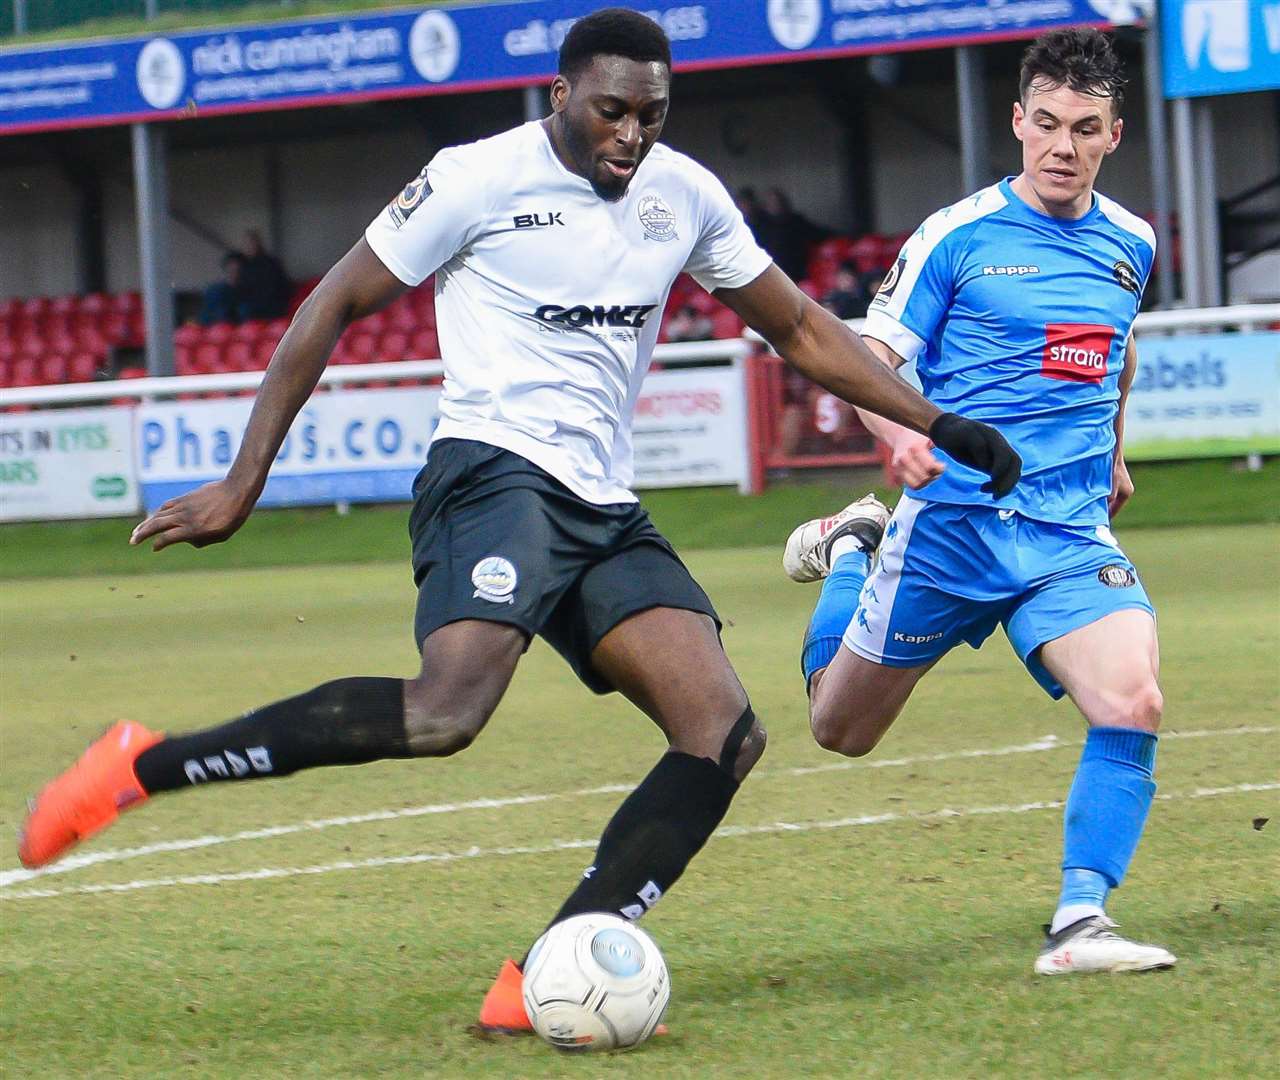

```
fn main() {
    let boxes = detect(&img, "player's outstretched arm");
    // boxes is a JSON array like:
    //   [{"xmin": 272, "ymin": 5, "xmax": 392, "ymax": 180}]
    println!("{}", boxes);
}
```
[
  {"xmin": 131, "ymin": 239, "xmax": 408, "ymax": 552},
  {"xmin": 716, "ymin": 265, "xmax": 1021, "ymax": 496}
]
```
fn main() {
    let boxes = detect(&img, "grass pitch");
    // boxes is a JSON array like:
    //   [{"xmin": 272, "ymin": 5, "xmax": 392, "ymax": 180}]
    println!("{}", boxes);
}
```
[{"xmin": 1, "ymin": 519, "xmax": 1277, "ymax": 1078}]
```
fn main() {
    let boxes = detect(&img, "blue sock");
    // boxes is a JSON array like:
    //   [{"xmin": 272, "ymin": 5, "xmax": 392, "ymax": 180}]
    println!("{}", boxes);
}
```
[
  {"xmin": 1054, "ymin": 726, "xmax": 1158, "ymax": 932},
  {"xmin": 801, "ymin": 550, "xmax": 870, "ymax": 686}
]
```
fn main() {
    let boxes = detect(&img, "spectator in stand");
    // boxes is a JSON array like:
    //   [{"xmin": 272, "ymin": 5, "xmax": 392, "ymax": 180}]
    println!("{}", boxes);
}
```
[
  {"xmin": 238, "ymin": 229, "xmax": 291, "ymax": 320},
  {"xmin": 754, "ymin": 187, "xmax": 831, "ymax": 282},
  {"xmin": 198, "ymin": 251, "xmax": 248, "ymax": 325},
  {"xmin": 665, "ymin": 303, "xmax": 715, "ymax": 343},
  {"xmin": 735, "ymin": 187, "xmax": 763, "ymax": 238},
  {"xmin": 821, "ymin": 261, "xmax": 868, "ymax": 320}
]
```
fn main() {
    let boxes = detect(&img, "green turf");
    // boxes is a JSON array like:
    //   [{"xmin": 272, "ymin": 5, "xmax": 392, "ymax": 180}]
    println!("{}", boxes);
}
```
[
  {"xmin": 4, "ymin": 457, "xmax": 1278, "ymax": 581},
  {"xmin": 1, "ymin": 524, "xmax": 1277, "ymax": 1077}
]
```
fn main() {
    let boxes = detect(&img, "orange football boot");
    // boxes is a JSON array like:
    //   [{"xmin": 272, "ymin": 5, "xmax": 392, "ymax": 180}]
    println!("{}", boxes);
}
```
[
  {"xmin": 477, "ymin": 957, "xmax": 669, "ymax": 1036},
  {"xmin": 18, "ymin": 721, "xmax": 163, "ymax": 868}
]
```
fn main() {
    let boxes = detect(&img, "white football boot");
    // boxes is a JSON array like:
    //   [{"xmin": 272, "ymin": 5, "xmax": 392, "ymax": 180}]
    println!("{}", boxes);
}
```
[
  {"xmin": 1034, "ymin": 916, "xmax": 1177, "ymax": 975},
  {"xmin": 782, "ymin": 494, "xmax": 892, "ymax": 583}
]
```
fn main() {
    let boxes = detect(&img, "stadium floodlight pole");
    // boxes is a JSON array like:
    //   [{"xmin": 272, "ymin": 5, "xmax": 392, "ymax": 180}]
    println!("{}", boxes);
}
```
[
  {"xmin": 1141, "ymin": 14, "xmax": 1176, "ymax": 309},
  {"xmin": 1170, "ymin": 95, "xmax": 1202, "ymax": 307},
  {"xmin": 955, "ymin": 45, "xmax": 991, "ymax": 196},
  {"xmin": 145, "ymin": 0, "xmax": 159, "ymax": 18},
  {"xmin": 1193, "ymin": 99, "xmax": 1222, "ymax": 307},
  {"xmin": 131, "ymin": 122, "xmax": 176, "ymax": 377},
  {"xmin": 13, "ymin": 0, "xmax": 26, "ymax": 35}
]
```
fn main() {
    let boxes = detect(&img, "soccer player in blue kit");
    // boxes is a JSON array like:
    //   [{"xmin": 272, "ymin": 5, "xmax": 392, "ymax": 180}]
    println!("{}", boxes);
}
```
[{"xmin": 784, "ymin": 28, "xmax": 1176, "ymax": 973}]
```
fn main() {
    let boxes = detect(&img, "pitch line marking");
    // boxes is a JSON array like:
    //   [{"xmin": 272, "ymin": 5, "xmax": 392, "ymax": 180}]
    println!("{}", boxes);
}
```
[
  {"xmin": 1, "ymin": 781, "xmax": 1273, "ymax": 902},
  {"xmin": 1, "ymin": 724, "xmax": 1273, "ymax": 890}
]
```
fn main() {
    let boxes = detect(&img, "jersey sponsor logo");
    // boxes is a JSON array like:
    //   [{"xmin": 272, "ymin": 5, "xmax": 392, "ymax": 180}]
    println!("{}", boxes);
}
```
[
  {"xmin": 1042, "ymin": 323, "xmax": 1116, "ymax": 384},
  {"xmin": 388, "ymin": 167, "xmax": 432, "ymax": 228},
  {"xmin": 513, "ymin": 211, "xmax": 564, "ymax": 229},
  {"xmin": 872, "ymin": 256, "xmax": 906, "ymax": 306},
  {"xmin": 472, "ymin": 556, "xmax": 517, "ymax": 603},
  {"xmin": 1113, "ymin": 259, "xmax": 1141, "ymax": 295},
  {"xmin": 983, "ymin": 264, "xmax": 1040, "ymax": 276},
  {"xmin": 637, "ymin": 193, "xmax": 677, "ymax": 242},
  {"xmin": 534, "ymin": 303, "xmax": 658, "ymax": 329},
  {"xmin": 1097, "ymin": 564, "xmax": 1137, "ymax": 589}
]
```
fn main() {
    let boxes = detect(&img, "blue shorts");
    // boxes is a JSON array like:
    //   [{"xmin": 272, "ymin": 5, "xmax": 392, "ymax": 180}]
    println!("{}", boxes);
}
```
[{"xmin": 842, "ymin": 495, "xmax": 1154, "ymax": 698}]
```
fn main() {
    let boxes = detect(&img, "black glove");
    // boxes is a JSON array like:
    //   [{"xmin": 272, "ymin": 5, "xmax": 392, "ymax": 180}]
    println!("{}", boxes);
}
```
[{"xmin": 928, "ymin": 412, "xmax": 1022, "ymax": 498}]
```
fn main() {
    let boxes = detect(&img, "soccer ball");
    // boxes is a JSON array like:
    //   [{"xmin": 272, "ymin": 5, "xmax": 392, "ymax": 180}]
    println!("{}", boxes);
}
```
[{"xmin": 522, "ymin": 913, "xmax": 670, "ymax": 1051}]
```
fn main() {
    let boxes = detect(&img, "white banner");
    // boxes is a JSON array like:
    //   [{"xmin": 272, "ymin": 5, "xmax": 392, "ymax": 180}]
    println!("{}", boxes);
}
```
[
  {"xmin": 137, "ymin": 386, "xmax": 441, "ymax": 510},
  {"xmin": 0, "ymin": 406, "xmax": 138, "ymax": 522},
  {"xmin": 1126, "ymin": 332, "xmax": 1280, "ymax": 458},
  {"xmin": 632, "ymin": 366, "xmax": 748, "ymax": 490},
  {"xmin": 136, "ymin": 366, "xmax": 749, "ymax": 510}
]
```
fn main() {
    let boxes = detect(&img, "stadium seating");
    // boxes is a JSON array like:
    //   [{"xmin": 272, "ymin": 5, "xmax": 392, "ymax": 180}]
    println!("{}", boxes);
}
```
[{"xmin": 0, "ymin": 219, "xmax": 1039, "ymax": 390}]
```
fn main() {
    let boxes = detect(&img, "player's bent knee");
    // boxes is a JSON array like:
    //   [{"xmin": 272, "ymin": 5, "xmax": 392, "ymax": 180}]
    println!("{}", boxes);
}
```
[
  {"xmin": 1124, "ymin": 683, "xmax": 1163, "ymax": 732},
  {"xmin": 809, "ymin": 707, "xmax": 885, "ymax": 758},
  {"xmin": 401, "ymin": 680, "xmax": 495, "ymax": 757}
]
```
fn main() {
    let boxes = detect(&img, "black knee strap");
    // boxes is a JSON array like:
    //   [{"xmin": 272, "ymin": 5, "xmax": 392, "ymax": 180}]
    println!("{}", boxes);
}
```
[{"xmin": 718, "ymin": 706, "xmax": 756, "ymax": 775}]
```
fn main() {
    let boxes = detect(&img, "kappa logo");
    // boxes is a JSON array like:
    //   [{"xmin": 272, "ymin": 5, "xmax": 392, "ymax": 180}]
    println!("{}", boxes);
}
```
[
  {"xmin": 472, "ymin": 556, "xmax": 518, "ymax": 604},
  {"xmin": 1042, "ymin": 323, "xmax": 1116, "ymax": 384},
  {"xmin": 893, "ymin": 630, "xmax": 945, "ymax": 645},
  {"xmin": 637, "ymin": 193, "xmax": 677, "ymax": 242},
  {"xmin": 1098, "ymin": 564, "xmax": 1137, "ymax": 589},
  {"xmin": 388, "ymin": 167, "xmax": 432, "ymax": 228},
  {"xmin": 983, "ymin": 264, "xmax": 1040, "ymax": 277}
]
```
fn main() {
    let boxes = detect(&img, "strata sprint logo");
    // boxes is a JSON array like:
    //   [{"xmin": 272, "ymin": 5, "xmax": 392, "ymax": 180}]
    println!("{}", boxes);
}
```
[
  {"xmin": 1042, "ymin": 323, "xmax": 1115, "ymax": 384},
  {"xmin": 533, "ymin": 303, "xmax": 658, "ymax": 329}
]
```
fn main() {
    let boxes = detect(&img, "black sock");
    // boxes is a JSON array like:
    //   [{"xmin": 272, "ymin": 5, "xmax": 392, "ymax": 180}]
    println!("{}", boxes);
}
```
[
  {"xmin": 541, "ymin": 751, "xmax": 738, "ymax": 938},
  {"xmin": 134, "ymin": 677, "xmax": 410, "ymax": 794}
]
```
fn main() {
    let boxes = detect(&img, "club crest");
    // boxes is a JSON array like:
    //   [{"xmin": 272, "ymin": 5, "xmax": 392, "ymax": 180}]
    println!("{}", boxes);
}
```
[{"xmin": 637, "ymin": 193, "xmax": 677, "ymax": 243}]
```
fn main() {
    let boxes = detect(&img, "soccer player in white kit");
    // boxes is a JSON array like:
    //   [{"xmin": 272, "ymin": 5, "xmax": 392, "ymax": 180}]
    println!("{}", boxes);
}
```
[{"xmin": 20, "ymin": 8, "xmax": 1018, "ymax": 1032}]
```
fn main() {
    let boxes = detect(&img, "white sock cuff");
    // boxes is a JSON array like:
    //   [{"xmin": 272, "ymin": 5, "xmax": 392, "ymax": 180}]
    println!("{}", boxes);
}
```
[
  {"xmin": 829, "ymin": 535, "xmax": 865, "ymax": 564},
  {"xmin": 1050, "ymin": 903, "xmax": 1106, "ymax": 935}
]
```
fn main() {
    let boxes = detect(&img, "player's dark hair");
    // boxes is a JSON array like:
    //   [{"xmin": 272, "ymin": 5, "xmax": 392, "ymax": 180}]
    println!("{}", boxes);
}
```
[
  {"xmin": 558, "ymin": 7, "xmax": 672, "ymax": 79},
  {"xmin": 1020, "ymin": 28, "xmax": 1126, "ymax": 116}
]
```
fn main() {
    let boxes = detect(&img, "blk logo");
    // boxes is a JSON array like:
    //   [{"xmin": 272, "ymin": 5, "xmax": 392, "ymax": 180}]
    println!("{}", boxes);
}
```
[
  {"xmin": 1042, "ymin": 323, "xmax": 1116, "ymax": 384},
  {"xmin": 514, "ymin": 211, "xmax": 564, "ymax": 229}
]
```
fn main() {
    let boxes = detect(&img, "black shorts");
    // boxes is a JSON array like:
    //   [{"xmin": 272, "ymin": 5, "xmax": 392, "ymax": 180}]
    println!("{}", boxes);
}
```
[{"xmin": 408, "ymin": 438, "xmax": 720, "ymax": 694}]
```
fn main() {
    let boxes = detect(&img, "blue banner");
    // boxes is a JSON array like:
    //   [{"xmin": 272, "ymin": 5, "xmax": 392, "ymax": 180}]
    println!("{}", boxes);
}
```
[
  {"xmin": 1161, "ymin": 0, "xmax": 1280, "ymax": 98},
  {"xmin": 0, "ymin": 0, "xmax": 1119, "ymax": 136}
]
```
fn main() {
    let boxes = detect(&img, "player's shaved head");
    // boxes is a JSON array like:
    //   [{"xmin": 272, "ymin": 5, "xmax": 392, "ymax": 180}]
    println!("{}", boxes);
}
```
[
  {"xmin": 545, "ymin": 9, "xmax": 672, "ymax": 201},
  {"xmin": 558, "ymin": 7, "xmax": 672, "ymax": 79},
  {"xmin": 1020, "ymin": 28, "xmax": 1126, "ymax": 119}
]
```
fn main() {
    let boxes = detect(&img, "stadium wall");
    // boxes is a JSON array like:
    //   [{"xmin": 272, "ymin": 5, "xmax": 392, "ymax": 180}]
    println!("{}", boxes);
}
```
[{"xmin": 1, "ymin": 71, "xmax": 1276, "ymax": 301}]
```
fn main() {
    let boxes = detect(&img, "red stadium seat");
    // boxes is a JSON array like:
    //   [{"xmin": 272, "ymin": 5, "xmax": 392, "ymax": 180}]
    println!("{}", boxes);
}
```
[
  {"xmin": 38, "ymin": 354, "xmax": 68, "ymax": 384},
  {"xmin": 47, "ymin": 325, "xmax": 77, "ymax": 355},
  {"xmin": 345, "ymin": 331, "xmax": 377, "ymax": 364},
  {"xmin": 253, "ymin": 339, "xmax": 277, "ymax": 369},
  {"xmin": 17, "ymin": 327, "xmax": 45, "ymax": 356},
  {"xmin": 355, "ymin": 311, "xmax": 388, "ymax": 335},
  {"xmin": 20, "ymin": 296, "xmax": 50, "ymax": 320},
  {"xmin": 78, "ymin": 293, "xmax": 109, "ymax": 316},
  {"xmin": 174, "ymin": 322, "xmax": 202, "ymax": 348},
  {"xmin": 125, "ymin": 311, "xmax": 146, "ymax": 346},
  {"xmin": 795, "ymin": 278, "xmax": 821, "ymax": 300},
  {"xmin": 117, "ymin": 366, "xmax": 148, "ymax": 380},
  {"xmin": 174, "ymin": 344, "xmax": 197, "ymax": 376},
  {"xmin": 265, "ymin": 317, "xmax": 290, "ymax": 341},
  {"xmin": 202, "ymin": 322, "xmax": 234, "ymax": 345},
  {"xmin": 232, "ymin": 319, "xmax": 268, "ymax": 343},
  {"xmin": 68, "ymin": 353, "xmax": 99, "ymax": 382},
  {"xmin": 1, "ymin": 298, "xmax": 22, "ymax": 320},
  {"xmin": 687, "ymin": 288, "xmax": 720, "ymax": 316},
  {"xmin": 111, "ymin": 291, "xmax": 142, "ymax": 313},
  {"xmin": 384, "ymin": 300, "xmax": 419, "ymax": 331},
  {"xmin": 711, "ymin": 308, "xmax": 744, "ymax": 339},
  {"xmin": 49, "ymin": 296, "xmax": 77, "ymax": 317},
  {"xmin": 225, "ymin": 341, "xmax": 256, "ymax": 372},
  {"xmin": 409, "ymin": 328, "xmax": 439, "ymax": 359},
  {"xmin": 0, "ymin": 359, "xmax": 10, "ymax": 387},
  {"xmin": 0, "ymin": 337, "xmax": 14, "ymax": 363},
  {"xmin": 74, "ymin": 326, "xmax": 110, "ymax": 356},
  {"xmin": 101, "ymin": 312, "xmax": 129, "ymax": 345},
  {"xmin": 194, "ymin": 342, "xmax": 224, "ymax": 374},
  {"xmin": 10, "ymin": 356, "xmax": 38, "ymax": 387},
  {"xmin": 377, "ymin": 330, "xmax": 411, "ymax": 363}
]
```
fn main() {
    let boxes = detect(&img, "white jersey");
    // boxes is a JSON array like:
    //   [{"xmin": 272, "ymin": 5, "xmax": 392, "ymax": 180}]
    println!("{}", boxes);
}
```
[{"xmin": 365, "ymin": 121, "xmax": 770, "ymax": 504}]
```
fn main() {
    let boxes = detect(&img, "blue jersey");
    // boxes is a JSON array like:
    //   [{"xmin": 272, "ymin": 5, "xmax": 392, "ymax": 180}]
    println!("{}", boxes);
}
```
[{"xmin": 863, "ymin": 178, "xmax": 1155, "ymax": 525}]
